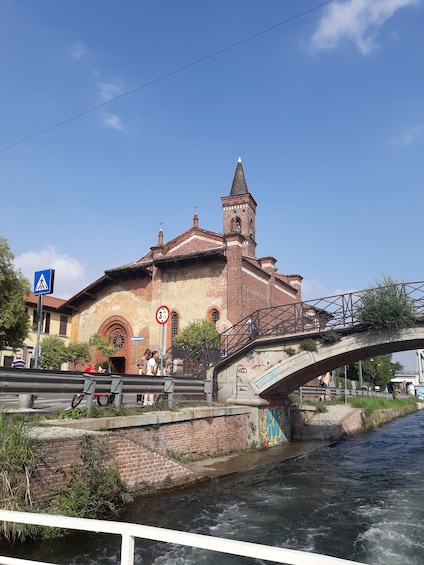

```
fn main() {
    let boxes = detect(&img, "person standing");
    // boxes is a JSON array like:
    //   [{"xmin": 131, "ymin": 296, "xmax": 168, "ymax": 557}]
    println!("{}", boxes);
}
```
[
  {"xmin": 144, "ymin": 350, "xmax": 158, "ymax": 406},
  {"xmin": 137, "ymin": 348, "xmax": 151, "ymax": 404},
  {"xmin": 249, "ymin": 320, "xmax": 258, "ymax": 341},
  {"xmin": 12, "ymin": 354, "xmax": 26, "ymax": 368}
]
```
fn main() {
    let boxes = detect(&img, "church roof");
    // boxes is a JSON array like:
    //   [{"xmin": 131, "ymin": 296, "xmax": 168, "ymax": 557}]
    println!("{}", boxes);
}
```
[{"xmin": 230, "ymin": 157, "xmax": 249, "ymax": 196}]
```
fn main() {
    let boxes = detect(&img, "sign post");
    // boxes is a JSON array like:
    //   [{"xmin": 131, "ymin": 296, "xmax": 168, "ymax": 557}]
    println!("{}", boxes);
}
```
[
  {"xmin": 156, "ymin": 306, "xmax": 170, "ymax": 375},
  {"xmin": 130, "ymin": 336, "xmax": 144, "ymax": 369},
  {"xmin": 33, "ymin": 269, "xmax": 55, "ymax": 369}
]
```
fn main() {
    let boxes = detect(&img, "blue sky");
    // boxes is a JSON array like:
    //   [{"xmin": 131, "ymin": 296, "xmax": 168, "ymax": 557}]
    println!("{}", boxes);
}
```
[{"xmin": 2, "ymin": 0, "xmax": 422, "ymax": 368}]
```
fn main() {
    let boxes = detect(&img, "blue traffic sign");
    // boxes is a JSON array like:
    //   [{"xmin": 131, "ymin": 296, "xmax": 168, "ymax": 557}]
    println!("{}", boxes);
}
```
[{"xmin": 34, "ymin": 269, "xmax": 55, "ymax": 295}]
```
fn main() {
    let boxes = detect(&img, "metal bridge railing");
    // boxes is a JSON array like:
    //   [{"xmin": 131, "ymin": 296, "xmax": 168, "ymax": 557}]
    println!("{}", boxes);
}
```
[
  {"xmin": 167, "ymin": 280, "xmax": 424, "ymax": 379},
  {"xmin": 0, "ymin": 509, "xmax": 367, "ymax": 565}
]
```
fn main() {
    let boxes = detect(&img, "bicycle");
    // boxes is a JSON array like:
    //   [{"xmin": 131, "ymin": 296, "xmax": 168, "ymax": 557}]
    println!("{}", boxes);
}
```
[{"xmin": 71, "ymin": 391, "xmax": 115, "ymax": 409}]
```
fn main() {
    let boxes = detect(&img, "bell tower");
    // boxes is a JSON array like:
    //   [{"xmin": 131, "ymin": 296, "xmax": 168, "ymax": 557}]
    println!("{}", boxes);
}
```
[{"xmin": 222, "ymin": 158, "xmax": 257, "ymax": 257}]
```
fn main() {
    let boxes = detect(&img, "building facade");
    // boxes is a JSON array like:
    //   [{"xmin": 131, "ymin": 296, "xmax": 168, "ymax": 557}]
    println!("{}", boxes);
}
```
[
  {"xmin": 0, "ymin": 293, "xmax": 69, "ymax": 368},
  {"xmin": 63, "ymin": 159, "xmax": 303, "ymax": 374}
]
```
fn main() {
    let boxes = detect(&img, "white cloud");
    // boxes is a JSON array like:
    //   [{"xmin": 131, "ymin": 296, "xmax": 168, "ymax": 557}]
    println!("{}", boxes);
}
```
[
  {"xmin": 96, "ymin": 78, "xmax": 127, "ymax": 133},
  {"xmin": 392, "ymin": 124, "xmax": 423, "ymax": 146},
  {"xmin": 14, "ymin": 247, "xmax": 87, "ymax": 300},
  {"xmin": 103, "ymin": 112, "xmax": 127, "ymax": 133},
  {"xmin": 97, "ymin": 79, "xmax": 124, "ymax": 102},
  {"xmin": 311, "ymin": 0, "xmax": 420, "ymax": 54},
  {"xmin": 70, "ymin": 41, "xmax": 87, "ymax": 60}
]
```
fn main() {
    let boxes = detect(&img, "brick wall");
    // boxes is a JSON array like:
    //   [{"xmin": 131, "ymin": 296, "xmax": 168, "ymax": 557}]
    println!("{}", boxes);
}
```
[{"xmin": 31, "ymin": 411, "xmax": 255, "ymax": 504}]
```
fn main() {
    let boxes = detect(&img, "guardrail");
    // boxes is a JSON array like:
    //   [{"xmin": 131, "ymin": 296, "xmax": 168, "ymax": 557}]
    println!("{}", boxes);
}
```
[
  {"xmin": 0, "ymin": 368, "xmax": 211, "ymax": 416},
  {"xmin": 298, "ymin": 386, "xmax": 409, "ymax": 403},
  {"xmin": 0, "ymin": 509, "xmax": 367, "ymax": 565}
]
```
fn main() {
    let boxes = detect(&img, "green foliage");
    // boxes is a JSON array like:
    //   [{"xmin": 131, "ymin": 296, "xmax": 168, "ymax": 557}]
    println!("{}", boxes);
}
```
[
  {"xmin": 39, "ymin": 335, "xmax": 68, "ymax": 369},
  {"xmin": 54, "ymin": 434, "xmax": 132, "ymax": 520},
  {"xmin": 355, "ymin": 275, "xmax": 415, "ymax": 331},
  {"xmin": 320, "ymin": 330, "xmax": 341, "ymax": 345},
  {"xmin": 66, "ymin": 341, "xmax": 90, "ymax": 369},
  {"xmin": 174, "ymin": 320, "xmax": 219, "ymax": 351},
  {"xmin": 0, "ymin": 237, "xmax": 31, "ymax": 349},
  {"xmin": 285, "ymin": 347, "xmax": 296, "ymax": 356},
  {"xmin": 300, "ymin": 338, "xmax": 318, "ymax": 352},
  {"xmin": 361, "ymin": 355, "xmax": 394, "ymax": 389},
  {"xmin": 349, "ymin": 396, "xmax": 417, "ymax": 413},
  {"xmin": 89, "ymin": 333, "xmax": 117, "ymax": 371},
  {"xmin": 0, "ymin": 411, "xmax": 43, "ymax": 542}
]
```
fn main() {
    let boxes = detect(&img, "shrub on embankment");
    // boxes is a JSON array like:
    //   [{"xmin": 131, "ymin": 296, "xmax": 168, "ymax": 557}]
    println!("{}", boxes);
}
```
[
  {"xmin": 0, "ymin": 411, "xmax": 132, "ymax": 543},
  {"xmin": 348, "ymin": 397, "xmax": 419, "ymax": 430},
  {"xmin": 349, "ymin": 396, "xmax": 417, "ymax": 413},
  {"xmin": 0, "ymin": 412, "xmax": 43, "ymax": 542}
]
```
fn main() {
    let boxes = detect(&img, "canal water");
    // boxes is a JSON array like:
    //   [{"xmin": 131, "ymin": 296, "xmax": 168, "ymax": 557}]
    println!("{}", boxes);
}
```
[{"xmin": 5, "ymin": 410, "xmax": 424, "ymax": 564}]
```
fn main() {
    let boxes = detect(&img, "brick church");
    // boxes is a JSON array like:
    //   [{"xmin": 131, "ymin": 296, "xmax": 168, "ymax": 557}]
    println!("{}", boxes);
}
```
[{"xmin": 64, "ymin": 159, "xmax": 302, "ymax": 373}]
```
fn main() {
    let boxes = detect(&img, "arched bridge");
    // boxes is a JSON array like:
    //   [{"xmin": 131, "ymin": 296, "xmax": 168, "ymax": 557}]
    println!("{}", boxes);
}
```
[{"xmin": 171, "ymin": 280, "xmax": 424, "ymax": 406}]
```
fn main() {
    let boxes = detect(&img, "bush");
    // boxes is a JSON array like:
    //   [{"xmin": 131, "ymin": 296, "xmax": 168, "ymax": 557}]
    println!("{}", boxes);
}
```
[
  {"xmin": 355, "ymin": 276, "xmax": 415, "ymax": 331},
  {"xmin": 54, "ymin": 434, "xmax": 132, "ymax": 520},
  {"xmin": 0, "ymin": 412, "xmax": 43, "ymax": 542},
  {"xmin": 320, "ymin": 331, "xmax": 341, "ymax": 345},
  {"xmin": 300, "ymin": 338, "xmax": 318, "ymax": 352}
]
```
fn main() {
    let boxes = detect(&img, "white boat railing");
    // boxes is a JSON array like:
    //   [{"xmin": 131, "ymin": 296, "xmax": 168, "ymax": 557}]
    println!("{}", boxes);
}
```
[{"xmin": 0, "ymin": 509, "xmax": 367, "ymax": 565}]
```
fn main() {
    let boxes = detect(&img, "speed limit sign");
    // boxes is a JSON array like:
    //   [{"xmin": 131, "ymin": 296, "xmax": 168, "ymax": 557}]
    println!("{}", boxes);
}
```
[{"xmin": 156, "ymin": 305, "xmax": 170, "ymax": 325}]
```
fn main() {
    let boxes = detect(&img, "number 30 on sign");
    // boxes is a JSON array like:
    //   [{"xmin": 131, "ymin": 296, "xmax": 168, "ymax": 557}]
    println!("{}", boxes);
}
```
[{"xmin": 156, "ymin": 305, "xmax": 170, "ymax": 325}]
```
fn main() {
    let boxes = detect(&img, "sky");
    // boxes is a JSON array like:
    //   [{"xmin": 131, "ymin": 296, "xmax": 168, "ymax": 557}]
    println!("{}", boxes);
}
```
[{"xmin": 1, "ymin": 0, "xmax": 423, "ymax": 370}]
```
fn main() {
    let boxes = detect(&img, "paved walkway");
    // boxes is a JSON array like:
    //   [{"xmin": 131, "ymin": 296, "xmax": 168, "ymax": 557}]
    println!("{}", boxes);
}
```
[
  {"xmin": 311, "ymin": 404, "xmax": 358, "ymax": 422},
  {"xmin": 188, "ymin": 441, "xmax": 324, "ymax": 478}
]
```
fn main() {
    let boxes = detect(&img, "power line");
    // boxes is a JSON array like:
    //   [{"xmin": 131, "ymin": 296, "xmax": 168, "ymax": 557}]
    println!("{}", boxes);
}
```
[{"xmin": 0, "ymin": 1, "xmax": 334, "ymax": 153}]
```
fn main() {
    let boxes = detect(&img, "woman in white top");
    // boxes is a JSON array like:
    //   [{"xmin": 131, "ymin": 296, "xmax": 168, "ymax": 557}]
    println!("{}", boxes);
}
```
[{"xmin": 144, "ymin": 351, "xmax": 158, "ymax": 406}]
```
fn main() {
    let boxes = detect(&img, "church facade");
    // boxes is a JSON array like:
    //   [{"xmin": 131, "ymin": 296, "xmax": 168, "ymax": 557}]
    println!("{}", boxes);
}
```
[{"xmin": 63, "ymin": 159, "xmax": 302, "ymax": 374}]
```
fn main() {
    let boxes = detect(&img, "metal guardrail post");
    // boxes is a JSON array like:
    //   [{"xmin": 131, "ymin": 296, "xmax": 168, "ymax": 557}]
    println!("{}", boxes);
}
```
[
  {"xmin": 18, "ymin": 393, "xmax": 34, "ymax": 409},
  {"xmin": 111, "ymin": 377, "xmax": 123, "ymax": 409},
  {"xmin": 204, "ymin": 380, "xmax": 213, "ymax": 406},
  {"xmin": 163, "ymin": 378, "xmax": 175, "ymax": 408},
  {"xmin": 83, "ymin": 377, "xmax": 96, "ymax": 418}
]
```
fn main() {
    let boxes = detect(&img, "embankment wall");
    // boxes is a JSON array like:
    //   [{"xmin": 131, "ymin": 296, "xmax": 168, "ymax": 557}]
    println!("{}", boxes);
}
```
[{"xmin": 32, "ymin": 406, "xmax": 259, "ymax": 503}]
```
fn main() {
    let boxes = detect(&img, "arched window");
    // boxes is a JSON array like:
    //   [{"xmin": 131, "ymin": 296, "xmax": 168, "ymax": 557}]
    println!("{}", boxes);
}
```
[
  {"xmin": 211, "ymin": 309, "xmax": 220, "ymax": 325},
  {"xmin": 108, "ymin": 322, "xmax": 127, "ymax": 350},
  {"xmin": 236, "ymin": 217, "xmax": 241, "ymax": 233},
  {"xmin": 171, "ymin": 312, "xmax": 179, "ymax": 344}
]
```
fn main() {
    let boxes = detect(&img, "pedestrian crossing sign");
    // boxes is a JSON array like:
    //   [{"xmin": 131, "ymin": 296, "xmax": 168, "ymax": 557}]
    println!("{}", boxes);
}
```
[{"xmin": 34, "ymin": 269, "xmax": 55, "ymax": 295}]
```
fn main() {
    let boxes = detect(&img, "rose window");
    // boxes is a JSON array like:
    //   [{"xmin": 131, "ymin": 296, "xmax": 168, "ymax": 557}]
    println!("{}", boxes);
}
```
[{"xmin": 111, "ymin": 331, "xmax": 126, "ymax": 350}]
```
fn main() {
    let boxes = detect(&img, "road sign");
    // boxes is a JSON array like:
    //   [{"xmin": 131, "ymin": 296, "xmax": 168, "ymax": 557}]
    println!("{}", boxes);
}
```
[
  {"xmin": 130, "ymin": 336, "xmax": 145, "ymax": 342},
  {"xmin": 34, "ymin": 269, "xmax": 55, "ymax": 295},
  {"xmin": 156, "ymin": 305, "xmax": 170, "ymax": 325}
]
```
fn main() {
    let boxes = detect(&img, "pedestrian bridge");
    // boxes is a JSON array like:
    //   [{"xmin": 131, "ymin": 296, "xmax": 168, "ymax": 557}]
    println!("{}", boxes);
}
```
[
  {"xmin": 175, "ymin": 280, "xmax": 424, "ymax": 406},
  {"xmin": 213, "ymin": 324, "xmax": 424, "ymax": 405}
]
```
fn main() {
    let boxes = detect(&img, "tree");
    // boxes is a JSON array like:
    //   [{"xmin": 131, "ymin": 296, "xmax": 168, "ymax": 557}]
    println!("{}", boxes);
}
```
[
  {"xmin": 355, "ymin": 275, "xmax": 415, "ymax": 331},
  {"xmin": 89, "ymin": 333, "xmax": 117, "ymax": 372},
  {"xmin": 39, "ymin": 336, "xmax": 67, "ymax": 369},
  {"xmin": 67, "ymin": 342, "xmax": 90, "ymax": 370},
  {"xmin": 174, "ymin": 320, "xmax": 220, "ymax": 361},
  {"xmin": 348, "ymin": 355, "xmax": 399, "ymax": 389},
  {"xmin": 174, "ymin": 320, "xmax": 219, "ymax": 349},
  {"xmin": 0, "ymin": 237, "xmax": 31, "ymax": 350}
]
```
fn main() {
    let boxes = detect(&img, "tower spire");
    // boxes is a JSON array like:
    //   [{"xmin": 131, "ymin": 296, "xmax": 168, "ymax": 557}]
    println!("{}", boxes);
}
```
[{"xmin": 229, "ymin": 157, "xmax": 249, "ymax": 196}]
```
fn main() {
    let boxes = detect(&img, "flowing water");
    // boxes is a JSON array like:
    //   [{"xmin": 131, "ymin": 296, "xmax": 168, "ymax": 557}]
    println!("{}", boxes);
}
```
[{"xmin": 4, "ymin": 411, "xmax": 424, "ymax": 564}]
